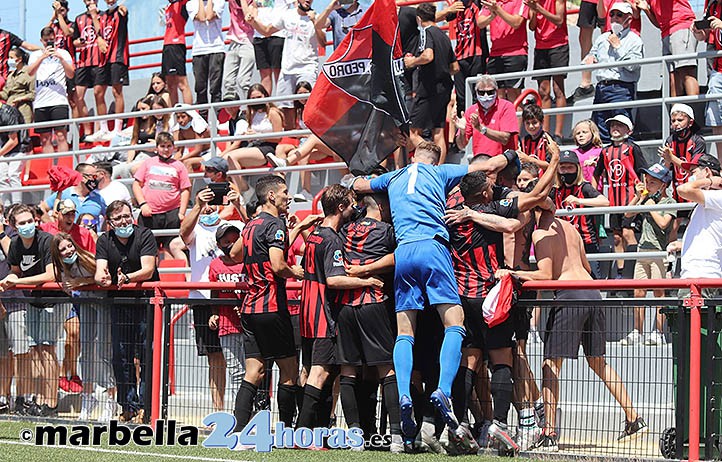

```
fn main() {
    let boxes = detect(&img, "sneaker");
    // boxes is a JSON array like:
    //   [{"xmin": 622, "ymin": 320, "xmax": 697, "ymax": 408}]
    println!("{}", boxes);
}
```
[
  {"xmin": 0, "ymin": 397, "xmax": 8, "ymax": 415},
  {"xmin": 40, "ymin": 404, "xmax": 58, "ymax": 417},
  {"xmin": 644, "ymin": 330, "xmax": 666, "ymax": 346},
  {"xmin": 620, "ymin": 329, "xmax": 644, "ymax": 346},
  {"xmin": 430, "ymin": 388, "xmax": 459, "ymax": 431},
  {"xmin": 293, "ymin": 190, "xmax": 314, "ymax": 202},
  {"xmin": 99, "ymin": 397, "xmax": 117, "ymax": 423},
  {"xmin": 78, "ymin": 393, "xmax": 98, "ymax": 420},
  {"xmin": 418, "ymin": 421, "xmax": 445, "ymax": 454},
  {"xmin": 532, "ymin": 431, "xmax": 559, "ymax": 452},
  {"xmin": 449, "ymin": 423, "xmax": 479, "ymax": 455},
  {"xmin": 399, "ymin": 395, "xmax": 417, "ymax": 442},
  {"xmin": 59, "ymin": 376, "xmax": 72, "ymax": 393},
  {"xmin": 475, "ymin": 419, "xmax": 492, "ymax": 449},
  {"xmin": 516, "ymin": 422, "xmax": 542, "ymax": 451},
  {"xmin": 85, "ymin": 130, "xmax": 112, "ymax": 143},
  {"xmin": 26, "ymin": 397, "xmax": 42, "ymax": 417},
  {"xmin": 265, "ymin": 153, "xmax": 288, "ymax": 168},
  {"xmin": 567, "ymin": 84, "xmax": 595, "ymax": 104},
  {"xmin": 68, "ymin": 375, "xmax": 83, "ymax": 394},
  {"xmin": 13, "ymin": 396, "xmax": 27, "ymax": 415},
  {"xmin": 617, "ymin": 417, "xmax": 648, "ymax": 442},
  {"xmin": 488, "ymin": 420, "xmax": 519, "ymax": 453},
  {"xmin": 389, "ymin": 434, "xmax": 404, "ymax": 454}
]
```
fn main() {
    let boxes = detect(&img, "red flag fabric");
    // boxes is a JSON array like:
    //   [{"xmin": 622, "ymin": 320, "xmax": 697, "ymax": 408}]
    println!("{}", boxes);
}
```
[
  {"xmin": 303, "ymin": 0, "xmax": 409, "ymax": 175},
  {"xmin": 482, "ymin": 274, "xmax": 518, "ymax": 328},
  {"xmin": 48, "ymin": 166, "xmax": 82, "ymax": 192}
]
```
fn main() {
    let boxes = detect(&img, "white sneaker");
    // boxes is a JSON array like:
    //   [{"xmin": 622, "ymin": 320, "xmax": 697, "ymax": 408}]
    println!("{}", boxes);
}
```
[
  {"xmin": 294, "ymin": 190, "xmax": 314, "ymax": 202},
  {"xmin": 423, "ymin": 421, "xmax": 447, "ymax": 454},
  {"xmin": 265, "ymin": 153, "xmax": 288, "ymax": 168},
  {"xmin": 85, "ymin": 130, "xmax": 112, "ymax": 143},
  {"xmin": 389, "ymin": 434, "xmax": 404, "ymax": 454},
  {"xmin": 99, "ymin": 397, "xmax": 117, "ymax": 423},
  {"xmin": 516, "ymin": 423, "xmax": 542, "ymax": 451},
  {"xmin": 78, "ymin": 393, "xmax": 98, "ymax": 420},
  {"xmin": 487, "ymin": 420, "xmax": 519, "ymax": 453},
  {"xmin": 620, "ymin": 329, "xmax": 644, "ymax": 346},
  {"xmin": 644, "ymin": 330, "xmax": 666, "ymax": 346}
]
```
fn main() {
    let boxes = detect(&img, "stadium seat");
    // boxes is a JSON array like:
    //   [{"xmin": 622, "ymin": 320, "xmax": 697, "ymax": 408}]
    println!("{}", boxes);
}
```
[
  {"xmin": 158, "ymin": 259, "xmax": 189, "ymax": 299},
  {"xmin": 21, "ymin": 156, "xmax": 53, "ymax": 186}
]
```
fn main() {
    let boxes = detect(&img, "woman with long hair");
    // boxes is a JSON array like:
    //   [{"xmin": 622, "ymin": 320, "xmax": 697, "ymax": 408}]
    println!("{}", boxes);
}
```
[
  {"xmin": 146, "ymin": 72, "xmax": 172, "ymax": 106},
  {"xmin": 50, "ymin": 232, "xmax": 116, "ymax": 422}
]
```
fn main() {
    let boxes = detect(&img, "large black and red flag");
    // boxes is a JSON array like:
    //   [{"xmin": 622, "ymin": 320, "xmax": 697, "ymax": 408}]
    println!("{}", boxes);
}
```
[{"xmin": 303, "ymin": 0, "xmax": 409, "ymax": 175}]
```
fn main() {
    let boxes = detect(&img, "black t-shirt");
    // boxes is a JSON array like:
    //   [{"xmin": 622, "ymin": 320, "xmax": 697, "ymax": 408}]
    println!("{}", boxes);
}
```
[
  {"xmin": 0, "ymin": 103, "xmax": 23, "ymax": 154},
  {"xmin": 415, "ymin": 25, "xmax": 456, "ymax": 97},
  {"xmin": 96, "ymin": 226, "xmax": 159, "ymax": 298},
  {"xmin": 7, "ymin": 230, "xmax": 59, "ymax": 302},
  {"xmin": 398, "ymin": 7, "xmax": 419, "ymax": 55}
]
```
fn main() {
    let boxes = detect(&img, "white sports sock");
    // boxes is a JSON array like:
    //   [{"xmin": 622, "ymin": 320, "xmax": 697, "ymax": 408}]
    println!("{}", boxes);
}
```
[
  {"xmin": 99, "ymin": 120, "xmax": 109, "ymax": 132},
  {"xmin": 113, "ymin": 118, "xmax": 123, "ymax": 132}
]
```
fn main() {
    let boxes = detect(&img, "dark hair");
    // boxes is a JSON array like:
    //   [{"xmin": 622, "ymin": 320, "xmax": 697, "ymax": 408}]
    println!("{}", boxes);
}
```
[
  {"xmin": 460, "ymin": 171, "xmax": 488, "ymax": 200},
  {"xmin": 57, "ymin": 0, "xmax": 69, "ymax": 9},
  {"xmin": 293, "ymin": 80, "xmax": 313, "ymax": 123},
  {"xmin": 416, "ymin": 3, "xmax": 436, "ymax": 22},
  {"xmin": 522, "ymin": 103, "xmax": 544, "ymax": 123},
  {"xmin": 321, "ymin": 184, "xmax": 354, "ymax": 216},
  {"xmin": 521, "ymin": 162, "xmax": 540, "ymax": 178},
  {"xmin": 156, "ymin": 131, "xmax": 174, "ymax": 146},
  {"xmin": 8, "ymin": 204, "xmax": 34, "ymax": 226},
  {"xmin": 246, "ymin": 84, "xmax": 283, "ymax": 126},
  {"xmin": 94, "ymin": 161, "xmax": 113, "ymax": 176},
  {"xmin": 498, "ymin": 156, "xmax": 521, "ymax": 184},
  {"xmin": 147, "ymin": 72, "xmax": 168, "ymax": 96},
  {"xmin": 75, "ymin": 162, "xmax": 93, "ymax": 173},
  {"xmin": 415, "ymin": 141, "xmax": 441, "ymax": 164},
  {"xmin": 40, "ymin": 27, "xmax": 55, "ymax": 39},
  {"xmin": 246, "ymin": 201, "xmax": 260, "ymax": 219},
  {"xmin": 10, "ymin": 47, "xmax": 28, "ymax": 65},
  {"xmin": 50, "ymin": 232, "xmax": 96, "ymax": 282},
  {"xmin": 256, "ymin": 175, "xmax": 286, "ymax": 205},
  {"xmin": 106, "ymin": 200, "xmax": 132, "ymax": 220}
]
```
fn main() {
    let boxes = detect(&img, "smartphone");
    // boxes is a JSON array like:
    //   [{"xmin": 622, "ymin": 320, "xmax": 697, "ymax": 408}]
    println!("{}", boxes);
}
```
[
  {"xmin": 207, "ymin": 182, "xmax": 230, "ymax": 206},
  {"xmin": 694, "ymin": 18, "xmax": 711, "ymax": 29}
]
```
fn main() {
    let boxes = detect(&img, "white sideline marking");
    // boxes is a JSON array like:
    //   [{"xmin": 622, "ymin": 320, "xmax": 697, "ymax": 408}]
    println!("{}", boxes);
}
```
[{"xmin": 0, "ymin": 439, "xmax": 252, "ymax": 462}]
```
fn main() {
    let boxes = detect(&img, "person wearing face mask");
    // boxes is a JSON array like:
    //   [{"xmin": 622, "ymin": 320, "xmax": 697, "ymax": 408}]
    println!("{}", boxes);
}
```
[
  {"xmin": 41, "ymin": 163, "xmax": 108, "ymax": 225},
  {"xmin": 584, "ymin": 2, "xmax": 643, "ymax": 143},
  {"xmin": 0, "ymin": 47, "xmax": 35, "ymax": 125},
  {"xmin": 0, "ymin": 29, "xmax": 39, "ymax": 93},
  {"xmin": 172, "ymin": 105, "xmax": 211, "ymax": 172},
  {"xmin": 94, "ymin": 161, "xmax": 132, "ymax": 205},
  {"xmin": 94, "ymin": 200, "xmax": 159, "ymax": 423},
  {"xmin": 179, "ymin": 186, "xmax": 246, "ymax": 412},
  {"xmin": 133, "ymin": 131, "xmax": 191, "ymax": 260},
  {"xmin": 455, "ymin": 75, "xmax": 519, "ymax": 158}
]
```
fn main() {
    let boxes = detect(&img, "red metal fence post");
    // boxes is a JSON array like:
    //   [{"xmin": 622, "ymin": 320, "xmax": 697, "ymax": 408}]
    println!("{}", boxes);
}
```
[
  {"xmin": 150, "ymin": 286, "xmax": 165, "ymax": 423},
  {"xmin": 684, "ymin": 283, "xmax": 703, "ymax": 462}
]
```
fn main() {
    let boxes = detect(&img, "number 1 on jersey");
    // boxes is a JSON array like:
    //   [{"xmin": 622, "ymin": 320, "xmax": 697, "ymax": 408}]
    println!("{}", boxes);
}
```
[{"xmin": 407, "ymin": 163, "xmax": 418, "ymax": 194}]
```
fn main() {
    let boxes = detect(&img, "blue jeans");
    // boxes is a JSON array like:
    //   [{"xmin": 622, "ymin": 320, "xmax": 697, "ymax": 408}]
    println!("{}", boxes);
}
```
[{"xmin": 591, "ymin": 81, "xmax": 636, "ymax": 142}]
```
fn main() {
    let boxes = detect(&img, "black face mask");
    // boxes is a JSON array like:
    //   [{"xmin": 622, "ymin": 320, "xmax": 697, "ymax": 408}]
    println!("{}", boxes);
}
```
[
  {"xmin": 158, "ymin": 154, "xmax": 175, "ymax": 163},
  {"xmin": 84, "ymin": 178, "xmax": 99, "ymax": 191},
  {"xmin": 674, "ymin": 126, "xmax": 691, "ymax": 139},
  {"xmin": 298, "ymin": 1, "xmax": 312, "ymax": 12},
  {"xmin": 578, "ymin": 139, "xmax": 593, "ymax": 151},
  {"xmin": 521, "ymin": 179, "xmax": 538, "ymax": 193},
  {"xmin": 249, "ymin": 104, "xmax": 265, "ymax": 112},
  {"xmin": 561, "ymin": 171, "xmax": 577, "ymax": 185},
  {"xmin": 220, "ymin": 245, "xmax": 233, "ymax": 256}
]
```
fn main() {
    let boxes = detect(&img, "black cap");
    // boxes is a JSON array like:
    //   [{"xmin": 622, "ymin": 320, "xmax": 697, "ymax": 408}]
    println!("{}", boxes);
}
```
[
  {"xmin": 681, "ymin": 153, "xmax": 721, "ymax": 174},
  {"xmin": 215, "ymin": 223, "xmax": 241, "ymax": 244},
  {"xmin": 559, "ymin": 150, "xmax": 579, "ymax": 164}
]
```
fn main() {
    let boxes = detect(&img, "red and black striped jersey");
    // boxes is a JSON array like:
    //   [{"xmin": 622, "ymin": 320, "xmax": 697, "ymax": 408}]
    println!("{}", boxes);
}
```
[
  {"xmin": 551, "ymin": 182, "xmax": 601, "ymax": 245},
  {"xmin": 73, "ymin": 11, "xmax": 103, "ymax": 68},
  {"xmin": 240, "ymin": 212, "xmax": 289, "ymax": 315},
  {"xmin": 446, "ymin": 184, "xmax": 512, "ymax": 209},
  {"xmin": 521, "ymin": 132, "xmax": 550, "ymax": 162},
  {"xmin": 337, "ymin": 217, "xmax": 396, "ymax": 307},
  {"xmin": 594, "ymin": 141, "xmax": 646, "ymax": 207},
  {"xmin": 0, "ymin": 30, "xmax": 24, "ymax": 82},
  {"xmin": 164, "ymin": 0, "xmax": 190, "ymax": 46},
  {"xmin": 664, "ymin": 132, "xmax": 706, "ymax": 202},
  {"xmin": 300, "ymin": 226, "xmax": 346, "ymax": 339},
  {"xmin": 452, "ymin": 3, "xmax": 485, "ymax": 60},
  {"xmin": 52, "ymin": 20, "xmax": 76, "ymax": 64},
  {"xmin": 101, "ymin": 7, "xmax": 129, "ymax": 65},
  {"xmin": 449, "ymin": 197, "xmax": 518, "ymax": 299}
]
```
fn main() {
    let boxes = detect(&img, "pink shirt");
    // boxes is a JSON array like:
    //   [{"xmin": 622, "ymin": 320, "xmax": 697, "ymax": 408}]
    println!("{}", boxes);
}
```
[
  {"xmin": 483, "ymin": 0, "xmax": 529, "ymax": 56},
  {"xmin": 574, "ymin": 145, "xmax": 602, "ymax": 183},
  {"xmin": 533, "ymin": 0, "xmax": 568, "ymax": 49},
  {"xmin": 227, "ymin": 0, "xmax": 254, "ymax": 44},
  {"xmin": 649, "ymin": 0, "xmax": 695, "ymax": 37},
  {"xmin": 465, "ymin": 99, "xmax": 519, "ymax": 157},
  {"xmin": 134, "ymin": 156, "xmax": 191, "ymax": 214}
]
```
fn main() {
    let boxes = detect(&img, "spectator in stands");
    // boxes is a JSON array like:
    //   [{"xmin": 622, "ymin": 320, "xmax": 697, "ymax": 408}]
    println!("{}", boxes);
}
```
[
  {"xmin": 0, "ymin": 29, "xmax": 39, "ymax": 92},
  {"xmin": 570, "ymin": 0, "xmax": 601, "ymax": 103},
  {"xmin": 317, "ymin": 0, "xmax": 365, "ymax": 50},
  {"xmin": 173, "ymin": 104, "xmax": 211, "ymax": 171},
  {"xmin": 95, "ymin": 199, "xmax": 159, "ymax": 422},
  {"xmin": 41, "ymin": 163, "xmax": 107, "ymax": 224},
  {"xmin": 621, "ymin": 163, "xmax": 675, "ymax": 346},
  {"xmin": 49, "ymin": 1, "xmax": 79, "ymax": 122},
  {"xmin": 94, "ymin": 161, "xmax": 132, "ymax": 205},
  {"xmin": 639, "ymin": 0, "xmax": 698, "ymax": 97},
  {"xmin": 404, "ymin": 3, "xmax": 458, "ymax": 165},
  {"xmin": 694, "ymin": 14, "xmax": 722, "ymax": 156},
  {"xmin": 77, "ymin": 213, "xmax": 99, "ymax": 238},
  {"xmin": 40, "ymin": 199, "xmax": 96, "ymax": 252},
  {"xmin": 0, "ymin": 48, "xmax": 34, "ymax": 125},
  {"xmin": 528, "ymin": 0, "xmax": 567, "ymax": 141},
  {"xmin": 519, "ymin": 103, "xmax": 551, "ymax": 167},
  {"xmin": 162, "ymin": 0, "xmax": 193, "ymax": 105},
  {"xmin": 133, "ymin": 132, "xmax": 191, "ymax": 259},
  {"xmin": 250, "ymin": 0, "xmax": 289, "ymax": 95},
  {"xmin": 585, "ymin": 2, "xmax": 643, "ymax": 142},
  {"xmin": 27, "ymin": 27, "xmax": 75, "ymax": 156},
  {"xmin": 187, "ymin": 0, "xmax": 226, "ymax": 111},
  {"xmin": 0, "ymin": 101, "xmax": 26, "ymax": 207},
  {"xmin": 455, "ymin": 74, "xmax": 518, "ymax": 157},
  {"xmin": 478, "ymin": 0, "xmax": 529, "ymax": 102},
  {"xmin": 98, "ymin": 0, "xmax": 130, "ymax": 139},
  {"xmin": 571, "ymin": 119, "xmax": 603, "ymax": 182},
  {"xmin": 147, "ymin": 72, "xmax": 172, "ymax": 106},
  {"xmin": 249, "ymin": 0, "xmax": 321, "ymax": 129},
  {"xmin": 193, "ymin": 157, "xmax": 247, "ymax": 221},
  {"xmin": 222, "ymin": 0, "xmax": 255, "ymax": 103}
]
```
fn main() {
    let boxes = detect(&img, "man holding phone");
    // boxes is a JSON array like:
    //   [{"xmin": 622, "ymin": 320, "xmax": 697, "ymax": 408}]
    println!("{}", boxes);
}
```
[{"xmin": 315, "ymin": 0, "xmax": 365, "ymax": 50}]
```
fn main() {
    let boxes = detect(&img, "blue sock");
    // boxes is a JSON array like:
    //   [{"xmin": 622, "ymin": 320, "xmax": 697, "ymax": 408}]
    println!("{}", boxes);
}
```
[
  {"xmin": 438, "ymin": 326, "xmax": 465, "ymax": 397},
  {"xmin": 393, "ymin": 335, "xmax": 414, "ymax": 400}
]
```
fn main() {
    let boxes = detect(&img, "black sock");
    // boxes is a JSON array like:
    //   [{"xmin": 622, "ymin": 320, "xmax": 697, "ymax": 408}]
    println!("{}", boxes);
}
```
[
  {"xmin": 340, "ymin": 375, "xmax": 361, "ymax": 428},
  {"xmin": 491, "ymin": 365, "xmax": 513, "ymax": 424},
  {"xmin": 318, "ymin": 380, "xmax": 335, "ymax": 428},
  {"xmin": 295, "ymin": 383, "xmax": 305, "ymax": 418},
  {"xmin": 382, "ymin": 375, "xmax": 401, "ymax": 435},
  {"xmin": 358, "ymin": 378, "xmax": 378, "ymax": 435},
  {"xmin": 296, "ymin": 384, "xmax": 322, "ymax": 429},
  {"xmin": 277, "ymin": 384, "xmax": 300, "ymax": 427},
  {"xmin": 451, "ymin": 366, "xmax": 476, "ymax": 424},
  {"xmin": 623, "ymin": 245, "xmax": 638, "ymax": 280},
  {"xmin": 233, "ymin": 380, "xmax": 258, "ymax": 431}
]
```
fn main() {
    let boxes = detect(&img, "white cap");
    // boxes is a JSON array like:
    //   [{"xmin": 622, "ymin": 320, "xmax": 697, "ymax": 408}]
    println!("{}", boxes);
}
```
[
  {"xmin": 605, "ymin": 114, "xmax": 634, "ymax": 131},
  {"xmin": 609, "ymin": 2, "xmax": 633, "ymax": 14},
  {"xmin": 670, "ymin": 103, "xmax": 695, "ymax": 120}
]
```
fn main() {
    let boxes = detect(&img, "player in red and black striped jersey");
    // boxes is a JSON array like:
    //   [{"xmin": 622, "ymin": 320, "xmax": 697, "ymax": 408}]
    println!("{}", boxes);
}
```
[
  {"xmin": 228, "ymin": 175, "xmax": 304, "ymax": 432},
  {"xmin": 0, "ymin": 30, "xmax": 37, "ymax": 92},
  {"xmin": 448, "ymin": 0, "xmax": 489, "ymax": 117},
  {"xmin": 99, "ymin": 0, "xmax": 130, "ymax": 137}
]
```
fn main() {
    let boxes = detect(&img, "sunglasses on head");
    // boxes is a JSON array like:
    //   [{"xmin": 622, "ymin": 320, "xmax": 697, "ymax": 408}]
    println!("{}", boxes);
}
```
[{"xmin": 476, "ymin": 89, "xmax": 496, "ymax": 96}]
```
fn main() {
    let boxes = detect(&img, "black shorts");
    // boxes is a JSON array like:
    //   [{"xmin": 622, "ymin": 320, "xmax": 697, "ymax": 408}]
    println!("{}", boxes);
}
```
[
  {"xmin": 301, "ymin": 336, "xmax": 337, "ymax": 370},
  {"xmin": 139, "ymin": 207, "xmax": 181, "ymax": 248},
  {"xmin": 192, "ymin": 305, "xmax": 221, "ymax": 356},
  {"xmin": 242, "ymin": 310, "xmax": 297, "ymax": 360},
  {"xmin": 577, "ymin": 0, "xmax": 605, "ymax": 29},
  {"xmin": 247, "ymin": 141, "xmax": 278, "ymax": 157},
  {"xmin": 34, "ymin": 105, "xmax": 70, "ymax": 133},
  {"xmin": 75, "ymin": 65, "xmax": 109, "ymax": 88},
  {"xmin": 544, "ymin": 290, "xmax": 605, "ymax": 359},
  {"xmin": 253, "ymin": 36, "xmax": 284, "ymax": 70},
  {"xmin": 336, "ymin": 302, "xmax": 395, "ymax": 366},
  {"xmin": 487, "ymin": 55, "xmax": 528, "ymax": 88},
  {"xmin": 533, "ymin": 44, "xmax": 570, "ymax": 81},
  {"xmin": 290, "ymin": 312, "xmax": 301, "ymax": 350},
  {"xmin": 106, "ymin": 62, "xmax": 129, "ymax": 86},
  {"xmin": 66, "ymin": 76, "xmax": 76, "ymax": 94},
  {"xmin": 410, "ymin": 87, "xmax": 452, "ymax": 130},
  {"xmin": 677, "ymin": 209, "xmax": 691, "ymax": 219},
  {"xmin": 162, "ymin": 44, "xmax": 188, "ymax": 76},
  {"xmin": 513, "ymin": 290, "xmax": 535, "ymax": 341},
  {"xmin": 609, "ymin": 213, "xmax": 640, "ymax": 231},
  {"xmin": 461, "ymin": 297, "xmax": 485, "ymax": 349}
]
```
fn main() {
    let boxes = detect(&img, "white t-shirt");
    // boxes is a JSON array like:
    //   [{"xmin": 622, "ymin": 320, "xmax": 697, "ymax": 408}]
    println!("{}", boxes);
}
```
[
  {"xmin": 271, "ymin": 8, "xmax": 319, "ymax": 75},
  {"xmin": 254, "ymin": 0, "xmax": 292, "ymax": 39},
  {"xmin": 186, "ymin": 0, "xmax": 226, "ymax": 56},
  {"xmin": 681, "ymin": 190, "xmax": 722, "ymax": 278},
  {"xmin": 29, "ymin": 49, "xmax": 73, "ymax": 109},
  {"xmin": 98, "ymin": 180, "xmax": 132, "ymax": 205},
  {"xmin": 188, "ymin": 219, "xmax": 244, "ymax": 299}
]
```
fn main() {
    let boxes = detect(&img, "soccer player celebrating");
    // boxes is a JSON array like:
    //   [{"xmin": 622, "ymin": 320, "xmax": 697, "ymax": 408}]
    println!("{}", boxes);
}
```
[{"xmin": 351, "ymin": 141, "xmax": 515, "ymax": 446}]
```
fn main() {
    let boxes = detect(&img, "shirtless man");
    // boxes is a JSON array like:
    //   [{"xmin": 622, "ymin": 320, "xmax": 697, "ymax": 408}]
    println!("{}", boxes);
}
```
[{"xmin": 497, "ymin": 211, "xmax": 647, "ymax": 451}]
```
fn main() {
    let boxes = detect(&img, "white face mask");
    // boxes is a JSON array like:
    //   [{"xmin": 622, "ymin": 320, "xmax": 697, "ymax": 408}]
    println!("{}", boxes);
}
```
[
  {"xmin": 7, "ymin": 59, "xmax": 16, "ymax": 71},
  {"xmin": 610, "ymin": 22, "xmax": 624, "ymax": 36},
  {"xmin": 477, "ymin": 93, "xmax": 497, "ymax": 109}
]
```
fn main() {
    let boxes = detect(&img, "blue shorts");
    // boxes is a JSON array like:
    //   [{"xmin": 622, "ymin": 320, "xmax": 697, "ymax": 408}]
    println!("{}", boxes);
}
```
[{"xmin": 394, "ymin": 238, "xmax": 461, "ymax": 312}]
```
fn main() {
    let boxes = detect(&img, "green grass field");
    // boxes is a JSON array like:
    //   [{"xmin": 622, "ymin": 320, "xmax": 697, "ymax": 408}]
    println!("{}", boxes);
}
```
[{"xmin": 0, "ymin": 419, "xmax": 545, "ymax": 462}]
